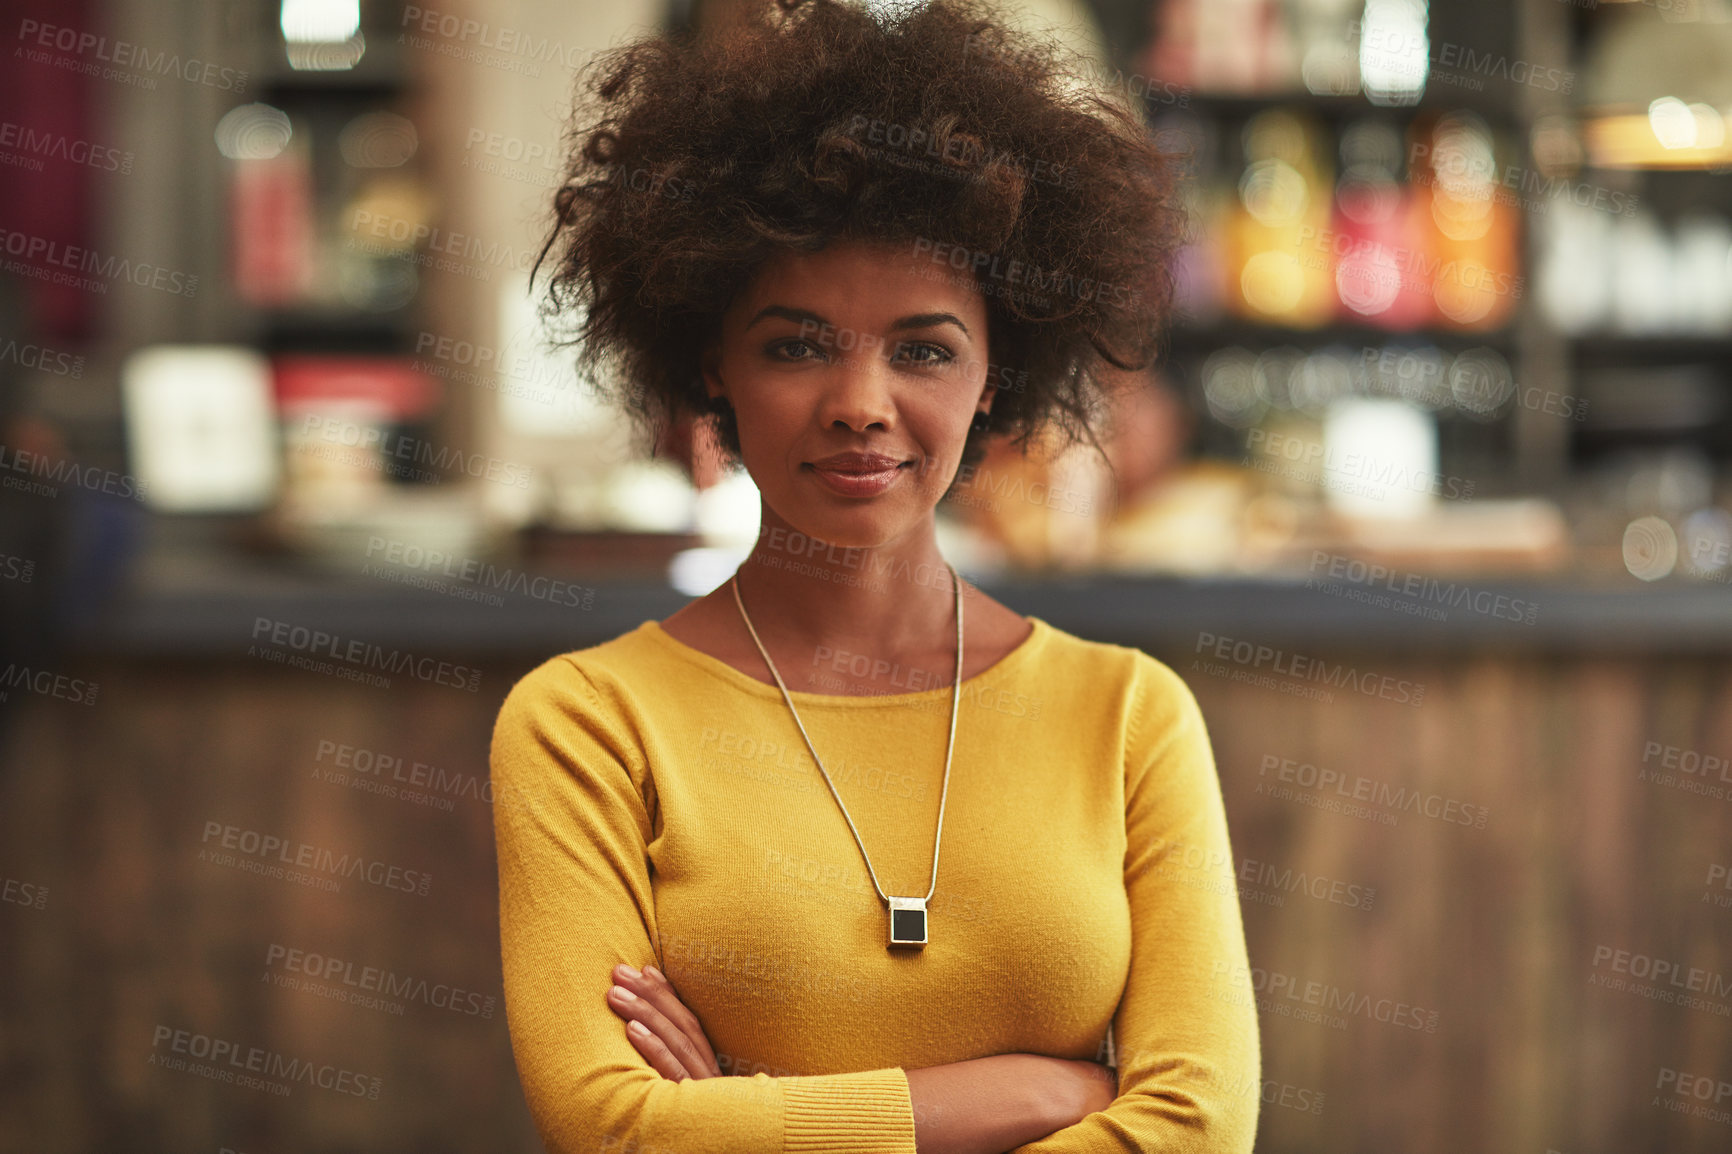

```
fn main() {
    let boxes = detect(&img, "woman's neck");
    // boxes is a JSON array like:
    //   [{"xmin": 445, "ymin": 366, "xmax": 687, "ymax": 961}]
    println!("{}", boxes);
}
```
[{"xmin": 733, "ymin": 511, "xmax": 965, "ymax": 669}]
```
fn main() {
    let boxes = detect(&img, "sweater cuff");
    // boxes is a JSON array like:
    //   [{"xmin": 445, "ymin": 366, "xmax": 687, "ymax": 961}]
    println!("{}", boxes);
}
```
[{"xmin": 782, "ymin": 1066, "xmax": 916, "ymax": 1153}]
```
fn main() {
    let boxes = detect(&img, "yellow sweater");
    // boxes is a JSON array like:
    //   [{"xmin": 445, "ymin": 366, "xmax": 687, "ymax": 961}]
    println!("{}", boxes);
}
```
[{"xmin": 489, "ymin": 614, "xmax": 1261, "ymax": 1153}]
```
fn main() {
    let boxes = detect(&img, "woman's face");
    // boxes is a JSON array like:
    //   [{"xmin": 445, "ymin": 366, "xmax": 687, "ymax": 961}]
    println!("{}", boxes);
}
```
[{"xmin": 700, "ymin": 239, "xmax": 994, "ymax": 550}]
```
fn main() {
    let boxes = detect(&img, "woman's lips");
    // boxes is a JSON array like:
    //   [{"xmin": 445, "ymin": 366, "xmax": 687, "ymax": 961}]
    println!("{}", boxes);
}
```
[{"xmin": 804, "ymin": 460, "xmax": 908, "ymax": 498}]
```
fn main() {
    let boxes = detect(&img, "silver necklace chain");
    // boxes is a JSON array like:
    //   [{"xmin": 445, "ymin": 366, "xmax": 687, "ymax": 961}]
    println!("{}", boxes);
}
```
[{"xmin": 730, "ymin": 561, "xmax": 963, "ymax": 908}]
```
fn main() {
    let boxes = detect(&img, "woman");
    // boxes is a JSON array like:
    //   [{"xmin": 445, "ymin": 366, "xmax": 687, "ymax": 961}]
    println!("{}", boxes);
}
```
[{"xmin": 489, "ymin": 1, "xmax": 1261, "ymax": 1151}]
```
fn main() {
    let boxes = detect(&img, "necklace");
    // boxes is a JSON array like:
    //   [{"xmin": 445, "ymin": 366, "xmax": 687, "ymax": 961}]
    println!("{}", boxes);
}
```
[{"xmin": 730, "ymin": 562, "xmax": 962, "ymax": 951}]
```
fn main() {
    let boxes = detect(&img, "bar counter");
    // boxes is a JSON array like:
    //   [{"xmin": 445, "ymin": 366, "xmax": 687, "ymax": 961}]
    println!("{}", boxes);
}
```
[
  {"xmin": 61, "ymin": 551, "xmax": 1732, "ymax": 657},
  {"xmin": 5, "ymin": 551, "xmax": 1730, "ymax": 1153}
]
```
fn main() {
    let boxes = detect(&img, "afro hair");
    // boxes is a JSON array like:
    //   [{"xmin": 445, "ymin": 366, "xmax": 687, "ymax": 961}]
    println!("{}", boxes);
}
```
[{"xmin": 532, "ymin": 0, "xmax": 1184, "ymax": 475}]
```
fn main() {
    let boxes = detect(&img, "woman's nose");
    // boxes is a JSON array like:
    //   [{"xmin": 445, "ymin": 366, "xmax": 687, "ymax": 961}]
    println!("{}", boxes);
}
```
[{"xmin": 816, "ymin": 349, "xmax": 897, "ymax": 431}]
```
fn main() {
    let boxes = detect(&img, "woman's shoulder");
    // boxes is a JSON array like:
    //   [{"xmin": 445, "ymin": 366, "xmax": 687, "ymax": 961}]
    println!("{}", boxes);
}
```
[
  {"xmin": 993, "ymin": 617, "xmax": 1204, "ymax": 751},
  {"xmin": 494, "ymin": 621, "xmax": 674, "ymax": 719},
  {"xmin": 1023, "ymin": 616, "xmax": 1192, "ymax": 698}
]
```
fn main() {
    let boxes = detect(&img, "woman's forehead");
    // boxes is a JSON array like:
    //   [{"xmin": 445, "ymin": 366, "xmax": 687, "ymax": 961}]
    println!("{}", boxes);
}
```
[{"xmin": 729, "ymin": 239, "xmax": 988, "ymax": 324}]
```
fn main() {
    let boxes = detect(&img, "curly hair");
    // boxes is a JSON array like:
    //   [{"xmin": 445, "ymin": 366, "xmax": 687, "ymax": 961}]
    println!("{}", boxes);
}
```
[{"xmin": 532, "ymin": 0, "xmax": 1183, "ymax": 479}]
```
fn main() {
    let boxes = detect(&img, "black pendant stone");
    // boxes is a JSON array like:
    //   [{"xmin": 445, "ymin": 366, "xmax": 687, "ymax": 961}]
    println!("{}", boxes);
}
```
[{"xmin": 891, "ymin": 907, "xmax": 926, "ymax": 943}]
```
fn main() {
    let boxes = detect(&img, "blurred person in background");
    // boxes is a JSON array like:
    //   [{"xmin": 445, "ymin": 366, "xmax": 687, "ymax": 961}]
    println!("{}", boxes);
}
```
[{"xmin": 1093, "ymin": 371, "xmax": 1263, "ymax": 575}]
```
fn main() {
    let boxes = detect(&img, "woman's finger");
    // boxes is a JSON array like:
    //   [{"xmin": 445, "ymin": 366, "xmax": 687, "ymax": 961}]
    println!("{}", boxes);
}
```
[
  {"xmin": 636, "ymin": 965, "xmax": 723, "ymax": 1076},
  {"xmin": 611, "ymin": 964, "xmax": 722, "ymax": 1077},
  {"xmin": 606, "ymin": 980, "xmax": 714, "ymax": 1079},
  {"xmin": 622, "ymin": 1015, "xmax": 695, "ymax": 1081}
]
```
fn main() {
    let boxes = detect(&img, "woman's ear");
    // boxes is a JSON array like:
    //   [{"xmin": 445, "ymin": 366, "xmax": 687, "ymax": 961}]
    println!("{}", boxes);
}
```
[
  {"xmin": 975, "ymin": 377, "xmax": 998, "ymax": 417},
  {"xmin": 699, "ymin": 341, "xmax": 725, "ymax": 401}
]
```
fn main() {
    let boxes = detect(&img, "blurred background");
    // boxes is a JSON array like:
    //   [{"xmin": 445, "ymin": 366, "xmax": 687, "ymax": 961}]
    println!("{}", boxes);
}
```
[{"xmin": 2, "ymin": 0, "xmax": 1731, "ymax": 1149}]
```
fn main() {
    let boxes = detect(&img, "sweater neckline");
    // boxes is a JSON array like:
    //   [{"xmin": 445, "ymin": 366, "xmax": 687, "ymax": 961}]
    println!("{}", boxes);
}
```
[{"xmin": 638, "ymin": 614, "xmax": 1049, "ymax": 707}]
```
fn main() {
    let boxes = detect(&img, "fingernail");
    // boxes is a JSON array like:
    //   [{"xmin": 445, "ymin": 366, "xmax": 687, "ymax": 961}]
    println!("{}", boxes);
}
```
[
  {"xmin": 644, "ymin": 965, "xmax": 663, "ymax": 981},
  {"xmin": 629, "ymin": 1021, "xmax": 649, "ymax": 1036},
  {"xmin": 611, "ymin": 985, "xmax": 636, "ymax": 1001},
  {"xmin": 619, "ymin": 965, "xmax": 642, "ymax": 980}
]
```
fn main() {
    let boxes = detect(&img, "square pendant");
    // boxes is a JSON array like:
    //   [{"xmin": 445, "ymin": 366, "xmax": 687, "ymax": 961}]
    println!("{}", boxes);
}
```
[{"xmin": 888, "ymin": 896, "xmax": 927, "ymax": 948}]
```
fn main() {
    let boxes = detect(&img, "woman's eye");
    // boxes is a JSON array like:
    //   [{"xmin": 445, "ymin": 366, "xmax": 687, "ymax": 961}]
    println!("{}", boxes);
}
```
[
  {"xmin": 894, "ymin": 342, "xmax": 955, "ymax": 365},
  {"xmin": 768, "ymin": 339, "xmax": 824, "ymax": 362}
]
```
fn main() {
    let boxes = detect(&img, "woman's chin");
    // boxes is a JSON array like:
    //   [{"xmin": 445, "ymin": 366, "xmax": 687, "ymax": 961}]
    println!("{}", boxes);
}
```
[{"xmin": 769, "ymin": 500, "xmax": 921, "ymax": 555}]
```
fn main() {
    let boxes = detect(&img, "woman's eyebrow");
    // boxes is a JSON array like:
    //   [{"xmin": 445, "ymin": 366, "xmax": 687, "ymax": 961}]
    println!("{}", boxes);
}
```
[
  {"xmin": 745, "ymin": 305, "xmax": 824, "ymax": 331},
  {"xmin": 891, "ymin": 312, "xmax": 970, "ymax": 336},
  {"xmin": 744, "ymin": 305, "xmax": 970, "ymax": 337}
]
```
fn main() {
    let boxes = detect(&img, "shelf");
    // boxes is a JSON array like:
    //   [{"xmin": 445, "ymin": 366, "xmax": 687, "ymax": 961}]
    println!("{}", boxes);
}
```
[
  {"xmin": 252, "ymin": 36, "xmax": 411, "ymax": 101},
  {"xmin": 1567, "ymin": 335, "xmax": 1732, "ymax": 364},
  {"xmin": 1152, "ymin": 90, "xmax": 1522, "ymax": 129},
  {"xmin": 1165, "ymin": 319, "xmax": 1517, "ymax": 354},
  {"xmin": 251, "ymin": 309, "xmax": 418, "ymax": 355}
]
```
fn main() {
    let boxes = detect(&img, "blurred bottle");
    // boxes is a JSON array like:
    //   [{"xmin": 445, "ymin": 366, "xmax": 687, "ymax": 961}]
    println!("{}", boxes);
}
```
[
  {"xmin": 1226, "ymin": 109, "xmax": 1335, "ymax": 327},
  {"xmin": 1295, "ymin": 0, "xmax": 1362, "ymax": 96},
  {"xmin": 1143, "ymin": 0, "xmax": 1306, "ymax": 94},
  {"xmin": 1157, "ymin": 113, "xmax": 1229, "ymax": 325},
  {"xmin": 1535, "ymin": 197, "xmax": 1612, "ymax": 336},
  {"xmin": 1673, "ymin": 215, "xmax": 1732, "ymax": 334},
  {"xmin": 1608, "ymin": 211, "xmax": 1674, "ymax": 336},
  {"xmin": 336, "ymin": 173, "xmax": 436, "ymax": 313},
  {"xmin": 332, "ymin": 109, "xmax": 426, "ymax": 312},
  {"xmin": 225, "ymin": 106, "xmax": 315, "ymax": 306},
  {"xmin": 1329, "ymin": 117, "xmax": 1431, "ymax": 328},
  {"xmin": 1411, "ymin": 112, "xmax": 1520, "ymax": 331}
]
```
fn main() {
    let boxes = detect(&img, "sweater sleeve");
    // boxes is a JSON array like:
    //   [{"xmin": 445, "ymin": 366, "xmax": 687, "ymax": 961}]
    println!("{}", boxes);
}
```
[
  {"xmin": 489, "ymin": 655, "xmax": 920, "ymax": 1154},
  {"xmin": 1009, "ymin": 655, "xmax": 1262, "ymax": 1154}
]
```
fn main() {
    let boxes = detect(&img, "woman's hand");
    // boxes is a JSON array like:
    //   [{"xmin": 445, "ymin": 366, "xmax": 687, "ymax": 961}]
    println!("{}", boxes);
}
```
[
  {"xmin": 607, "ymin": 962, "xmax": 725, "ymax": 1081},
  {"xmin": 1048, "ymin": 1056, "xmax": 1118, "ymax": 1122}
]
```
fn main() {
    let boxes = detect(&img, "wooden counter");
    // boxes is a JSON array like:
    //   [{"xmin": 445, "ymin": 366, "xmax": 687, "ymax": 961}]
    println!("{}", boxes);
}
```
[{"xmin": 3, "ymin": 569, "xmax": 1730, "ymax": 1151}]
